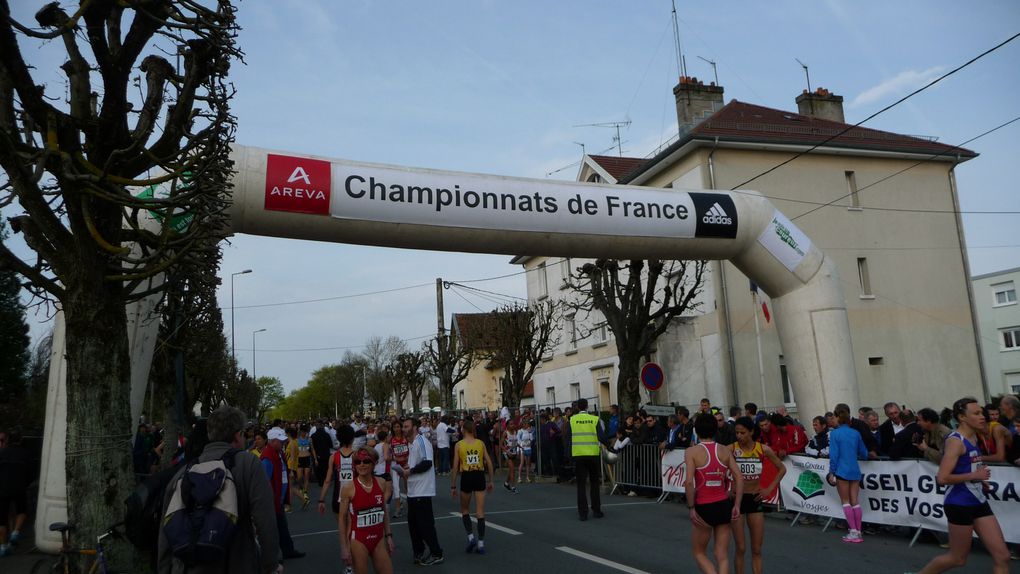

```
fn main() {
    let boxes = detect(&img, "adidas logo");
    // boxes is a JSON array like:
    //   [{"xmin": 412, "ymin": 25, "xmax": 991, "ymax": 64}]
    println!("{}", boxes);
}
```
[{"xmin": 702, "ymin": 202, "xmax": 733, "ymax": 225}]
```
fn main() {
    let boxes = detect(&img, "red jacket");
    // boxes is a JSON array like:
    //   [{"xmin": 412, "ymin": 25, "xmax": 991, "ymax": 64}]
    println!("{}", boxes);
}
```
[
  {"xmin": 767, "ymin": 424, "xmax": 808, "ymax": 456},
  {"xmin": 259, "ymin": 443, "xmax": 288, "ymax": 514}
]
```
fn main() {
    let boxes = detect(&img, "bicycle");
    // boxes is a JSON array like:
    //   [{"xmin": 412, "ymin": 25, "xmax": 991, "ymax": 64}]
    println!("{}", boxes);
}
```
[{"xmin": 31, "ymin": 521, "xmax": 124, "ymax": 574}]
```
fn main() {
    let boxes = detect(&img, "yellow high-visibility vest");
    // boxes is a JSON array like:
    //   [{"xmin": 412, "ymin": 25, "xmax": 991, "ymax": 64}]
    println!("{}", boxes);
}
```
[{"xmin": 570, "ymin": 413, "xmax": 601, "ymax": 457}]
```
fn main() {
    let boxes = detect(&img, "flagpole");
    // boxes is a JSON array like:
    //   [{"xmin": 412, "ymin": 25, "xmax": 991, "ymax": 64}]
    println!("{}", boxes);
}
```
[{"xmin": 752, "ymin": 289, "xmax": 768, "ymax": 408}]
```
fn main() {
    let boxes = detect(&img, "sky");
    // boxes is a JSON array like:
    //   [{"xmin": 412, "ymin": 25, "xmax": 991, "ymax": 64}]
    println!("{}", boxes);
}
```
[{"xmin": 8, "ymin": 1, "xmax": 1020, "ymax": 393}]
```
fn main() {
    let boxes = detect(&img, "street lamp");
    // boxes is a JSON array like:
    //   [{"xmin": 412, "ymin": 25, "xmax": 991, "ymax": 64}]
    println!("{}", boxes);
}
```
[
  {"xmin": 252, "ymin": 328, "xmax": 267, "ymax": 382},
  {"xmin": 230, "ymin": 269, "xmax": 253, "ymax": 366}
]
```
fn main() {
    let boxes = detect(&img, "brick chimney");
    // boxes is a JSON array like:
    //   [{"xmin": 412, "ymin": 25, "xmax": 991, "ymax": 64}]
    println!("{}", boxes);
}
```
[
  {"xmin": 674, "ymin": 76, "xmax": 724, "ymax": 132},
  {"xmin": 795, "ymin": 87, "xmax": 845, "ymax": 123}
]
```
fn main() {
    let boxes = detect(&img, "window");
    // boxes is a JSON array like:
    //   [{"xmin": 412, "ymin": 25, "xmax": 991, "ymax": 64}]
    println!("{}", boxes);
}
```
[
  {"xmin": 560, "ymin": 257, "xmax": 572, "ymax": 288},
  {"xmin": 566, "ymin": 314, "xmax": 577, "ymax": 351},
  {"xmin": 993, "ymin": 281, "xmax": 1016, "ymax": 306},
  {"xmin": 546, "ymin": 387, "xmax": 556, "ymax": 406},
  {"xmin": 570, "ymin": 383, "xmax": 581, "ymax": 401},
  {"xmin": 537, "ymin": 262, "xmax": 548, "ymax": 299},
  {"xmin": 857, "ymin": 257, "xmax": 873, "ymax": 298},
  {"xmin": 779, "ymin": 355, "xmax": 795, "ymax": 406},
  {"xmin": 458, "ymin": 390, "xmax": 465, "ymax": 409},
  {"xmin": 869, "ymin": 356, "xmax": 884, "ymax": 366},
  {"xmin": 845, "ymin": 171, "xmax": 861, "ymax": 209},
  {"xmin": 593, "ymin": 321, "xmax": 609, "ymax": 344},
  {"xmin": 1002, "ymin": 327, "xmax": 1020, "ymax": 351}
]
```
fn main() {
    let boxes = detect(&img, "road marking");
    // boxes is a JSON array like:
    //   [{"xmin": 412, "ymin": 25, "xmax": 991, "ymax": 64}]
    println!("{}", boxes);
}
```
[
  {"xmin": 448, "ymin": 512, "xmax": 522, "ymax": 535},
  {"xmin": 555, "ymin": 546, "xmax": 652, "ymax": 574},
  {"xmin": 484, "ymin": 501, "xmax": 656, "ymax": 516}
]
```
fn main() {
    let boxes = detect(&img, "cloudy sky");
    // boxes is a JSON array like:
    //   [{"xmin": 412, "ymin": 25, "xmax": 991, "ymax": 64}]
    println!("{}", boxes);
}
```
[{"xmin": 9, "ymin": 1, "xmax": 1020, "ymax": 392}]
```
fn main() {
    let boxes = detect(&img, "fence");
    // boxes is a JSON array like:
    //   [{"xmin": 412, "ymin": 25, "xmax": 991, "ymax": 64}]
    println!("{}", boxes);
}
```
[{"xmin": 609, "ymin": 443, "xmax": 663, "ymax": 495}]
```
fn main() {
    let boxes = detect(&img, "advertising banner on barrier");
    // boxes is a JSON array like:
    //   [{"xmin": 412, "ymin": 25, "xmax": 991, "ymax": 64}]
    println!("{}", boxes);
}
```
[
  {"xmin": 779, "ymin": 455, "xmax": 1020, "ymax": 543},
  {"xmin": 659, "ymin": 447, "xmax": 779, "ymax": 504}
]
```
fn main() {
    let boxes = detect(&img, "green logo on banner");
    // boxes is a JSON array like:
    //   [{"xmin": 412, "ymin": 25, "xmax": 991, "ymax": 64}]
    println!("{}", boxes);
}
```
[
  {"xmin": 793, "ymin": 470, "xmax": 826, "ymax": 500},
  {"xmin": 135, "ymin": 173, "xmax": 194, "ymax": 233}
]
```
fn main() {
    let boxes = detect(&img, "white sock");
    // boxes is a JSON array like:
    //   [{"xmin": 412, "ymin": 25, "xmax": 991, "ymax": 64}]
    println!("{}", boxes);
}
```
[
  {"xmin": 477, "ymin": 540, "xmax": 485, "ymax": 548},
  {"xmin": 467, "ymin": 534, "xmax": 475, "ymax": 542}
]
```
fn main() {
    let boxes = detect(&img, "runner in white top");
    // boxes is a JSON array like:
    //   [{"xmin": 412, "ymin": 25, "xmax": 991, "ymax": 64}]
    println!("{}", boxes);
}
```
[{"xmin": 515, "ymin": 424, "xmax": 534, "ymax": 484}]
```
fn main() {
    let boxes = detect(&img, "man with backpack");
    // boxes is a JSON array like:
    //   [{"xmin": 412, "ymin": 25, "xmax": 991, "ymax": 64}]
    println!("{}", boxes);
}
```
[{"xmin": 157, "ymin": 405, "xmax": 282, "ymax": 573}]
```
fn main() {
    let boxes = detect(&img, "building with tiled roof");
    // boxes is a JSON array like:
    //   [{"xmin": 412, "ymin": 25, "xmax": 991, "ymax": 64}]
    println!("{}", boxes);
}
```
[{"xmin": 519, "ymin": 78, "xmax": 985, "ymax": 416}]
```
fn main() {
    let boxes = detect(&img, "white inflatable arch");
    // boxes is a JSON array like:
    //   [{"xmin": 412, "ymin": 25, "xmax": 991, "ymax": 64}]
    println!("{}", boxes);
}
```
[{"xmin": 36, "ymin": 144, "xmax": 858, "ymax": 549}]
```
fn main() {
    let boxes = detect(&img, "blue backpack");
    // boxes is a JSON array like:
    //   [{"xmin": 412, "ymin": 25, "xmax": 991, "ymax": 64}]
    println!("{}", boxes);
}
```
[{"xmin": 162, "ymin": 449, "xmax": 241, "ymax": 565}]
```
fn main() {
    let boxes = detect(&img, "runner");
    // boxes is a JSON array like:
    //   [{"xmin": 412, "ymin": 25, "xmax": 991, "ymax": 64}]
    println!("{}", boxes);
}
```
[
  {"xmin": 390, "ymin": 420, "xmax": 410, "ymax": 518},
  {"xmin": 451, "ymin": 419, "xmax": 495, "ymax": 555},
  {"xmin": 374, "ymin": 429, "xmax": 392, "ymax": 486},
  {"xmin": 297, "ymin": 424, "xmax": 315, "ymax": 509},
  {"xmin": 516, "ymin": 419, "xmax": 534, "ymax": 484},
  {"xmin": 501, "ymin": 419, "xmax": 520, "ymax": 493},
  {"xmin": 319, "ymin": 426, "xmax": 357, "ymax": 515},
  {"xmin": 828, "ymin": 405, "xmax": 868, "ymax": 544},
  {"xmin": 339, "ymin": 446, "xmax": 395, "ymax": 574},
  {"xmin": 685, "ymin": 412, "xmax": 743, "ymax": 574},
  {"xmin": 285, "ymin": 427, "xmax": 301, "ymax": 511},
  {"xmin": 915, "ymin": 397, "xmax": 1010, "ymax": 574},
  {"xmin": 730, "ymin": 417, "xmax": 785, "ymax": 574}
]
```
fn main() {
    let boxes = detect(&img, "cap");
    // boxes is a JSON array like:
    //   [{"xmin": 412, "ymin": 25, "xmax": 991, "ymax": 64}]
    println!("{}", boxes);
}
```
[{"xmin": 267, "ymin": 427, "xmax": 287, "ymax": 442}]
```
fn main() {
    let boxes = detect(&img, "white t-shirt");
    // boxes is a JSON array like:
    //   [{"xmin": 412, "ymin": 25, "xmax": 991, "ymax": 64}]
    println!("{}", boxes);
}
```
[
  {"xmin": 436, "ymin": 422, "xmax": 450, "ymax": 448},
  {"xmin": 516, "ymin": 429, "xmax": 533, "ymax": 451},
  {"xmin": 406, "ymin": 434, "xmax": 436, "ymax": 498},
  {"xmin": 500, "ymin": 407, "xmax": 510, "ymax": 420},
  {"xmin": 351, "ymin": 421, "xmax": 368, "ymax": 450}
]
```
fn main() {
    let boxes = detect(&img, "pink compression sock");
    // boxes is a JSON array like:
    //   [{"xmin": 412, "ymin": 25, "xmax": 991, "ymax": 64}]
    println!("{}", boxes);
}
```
[
  {"xmin": 842, "ymin": 504, "xmax": 854, "ymax": 528},
  {"xmin": 851, "ymin": 505, "xmax": 863, "ymax": 532}
]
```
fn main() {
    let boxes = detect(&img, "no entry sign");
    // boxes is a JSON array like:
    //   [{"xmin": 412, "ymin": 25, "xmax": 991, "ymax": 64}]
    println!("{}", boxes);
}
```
[{"xmin": 641, "ymin": 362, "xmax": 664, "ymax": 391}]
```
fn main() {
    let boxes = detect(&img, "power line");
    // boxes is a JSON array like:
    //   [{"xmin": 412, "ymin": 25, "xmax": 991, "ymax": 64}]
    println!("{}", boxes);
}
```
[
  {"xmin": 447, "ymin": 282, "xmax": 526, "ymax": 301},
  {"xmin": 448, "ymin": 284, "xmax": 486, "ymax": 313},
  {"xmin": 233, "ymin": 282, "xmax": 433, "ymax": 309},
  {"xmin": 791, "ymin": 115, "xmax": 1020, "ymax": 221},
  {"xmin": 236, "ymin": 333, "xmax": 433, "ymax": 353},
  {"xmin": 729, "ymin": 31, "xmax": 1020, "ymax": 191}
]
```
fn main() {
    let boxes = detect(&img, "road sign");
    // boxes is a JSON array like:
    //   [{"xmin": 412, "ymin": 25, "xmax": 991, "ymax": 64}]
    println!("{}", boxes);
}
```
[
  {"xmin": 640, "ymin": 362, "xmax": 664, "ymax": 391},
  {"xmin": 642, "ymin": 404, "xmax": 675, "ymax": 416}
]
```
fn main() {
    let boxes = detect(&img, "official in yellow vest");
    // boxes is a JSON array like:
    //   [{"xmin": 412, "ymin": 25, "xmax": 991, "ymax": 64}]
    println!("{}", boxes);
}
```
[{"xmin": 569, "ymin": 398, "xmax": 604, "ymax": 520}]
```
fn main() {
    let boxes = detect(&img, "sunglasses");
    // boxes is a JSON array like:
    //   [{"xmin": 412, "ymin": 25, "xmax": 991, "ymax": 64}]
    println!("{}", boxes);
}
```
[{"xmin": 354, "ymin": 458, "xmax": 373, "ymax": 465}]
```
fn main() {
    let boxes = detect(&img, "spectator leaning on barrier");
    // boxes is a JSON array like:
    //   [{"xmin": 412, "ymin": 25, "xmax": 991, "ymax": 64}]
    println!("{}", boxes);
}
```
[
  {"xmin": 916, "ymin": 408, "xmax": 952, "ymax": 464},
  {"xmin": 888, "ymin": 409, "xmax": 924, "ymax": 461},
  {"xmin": 645, "ymin": 415, "xmax": 667, "ymax": 445},
  {"xmin": 805, "ymin": 416, "xmax": 830, "ymax": 457},
  {"xmin": 713, "ymin": 411, "xmax": 736, "ymax": 446},
  {"xmin": 764, "ymin": 412, "xmax": 806, "ymax": 458},
  {"xmin": 864, "ymin": 410, "xmax": 883, "ymax": 456},
  {"xmin": 608, "ymin": 405, "xmax": 620, "ymax": 438},
  {"xmin": 877, "ymin": 402, "xmax": 903, "ymax": 456},
  {"xmin": 998, "ymin": 394, "xmax": 1020, "ymax": 465}
]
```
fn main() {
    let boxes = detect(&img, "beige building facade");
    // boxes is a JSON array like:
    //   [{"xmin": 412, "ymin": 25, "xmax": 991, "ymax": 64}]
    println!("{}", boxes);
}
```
[
  {"xmin": 516, "ymin": 80, "xmax": 985, "ymax": 417},
  {"xmin": 972, "ymin": 267, "xmax": 1020, "ymax": 395}
]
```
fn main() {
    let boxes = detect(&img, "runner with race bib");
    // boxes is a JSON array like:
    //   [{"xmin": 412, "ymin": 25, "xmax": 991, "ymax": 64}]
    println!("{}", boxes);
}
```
[
  {"xmin": 339, "ymin": 447, "xmax": 395, "ymax": 574},
  {"xmin": 730, "ymin": 417, "xmax": 786, "ymax": 574},
  {"xmin": 451, "ymin": 420, "xmax": 495, "ymax": 555},
  {"xmin": 390, "ymin": 421, "xmax": 410, "ymax": 518},
  {"xmin": 320, "ymin": 425, "xmax": 356, "ymax": 515}
]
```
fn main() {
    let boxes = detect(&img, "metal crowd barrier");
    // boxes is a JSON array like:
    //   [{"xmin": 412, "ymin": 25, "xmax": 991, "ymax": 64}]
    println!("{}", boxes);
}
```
[{"xmin": 609, "ymin": 443, "xmax": 662, "ymax": 494}]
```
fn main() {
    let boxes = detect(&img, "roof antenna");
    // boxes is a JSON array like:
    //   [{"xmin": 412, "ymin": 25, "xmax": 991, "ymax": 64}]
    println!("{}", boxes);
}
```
[
  {"xmin": 671, "ymin": 0, "xmax": 686, "ymax": 79},
  {"xmin": 795, "ymin": 58, "xmax": 811, "ymax": 94},
  {"xmin": 697, "ymin": 55, "xmax": 718, "ymax": 85},
  {"xmin": 573, "ymin": 141, "xmax": 586, "ymax": 157},
  {"xmin": 573, "ymin": 120, "xmax": 632, "ymax": 157}
]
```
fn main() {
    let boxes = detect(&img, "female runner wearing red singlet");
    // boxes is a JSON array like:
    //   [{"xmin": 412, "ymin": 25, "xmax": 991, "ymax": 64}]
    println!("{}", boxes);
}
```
[
  {"xmin": 339, "ymin": 447, "xmax": 395, "ymax": 574},
  {"xmin": 685, "ymin": 412, "xmax": 743, "ymax": 574}
]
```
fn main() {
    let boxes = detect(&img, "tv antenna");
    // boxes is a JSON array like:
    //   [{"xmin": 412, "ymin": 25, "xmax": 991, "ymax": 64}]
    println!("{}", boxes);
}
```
[
  {"xmin": 671, "ymin": 0, "xmax": 687, "ymax": 78},
  {"xmin": 573, "ymin": 120, "xmax": 632, "ymax": 157},
  {"xmin": 795, "ymin": 58, "xmax": 811, "ymax": 94},
  {"xmin": 697, "ymin": 56, "xmax": 718, "ymax": 85}
]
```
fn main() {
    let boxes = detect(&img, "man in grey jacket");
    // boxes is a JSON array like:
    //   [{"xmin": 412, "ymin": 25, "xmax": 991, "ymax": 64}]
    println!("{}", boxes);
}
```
[
  {"xmin": 916, "ymin": 407, "xmax": 951, "ymax": 465},
  {"xmin": 158, "ymin": 406, "xmax": 282, "ymax": 574}
]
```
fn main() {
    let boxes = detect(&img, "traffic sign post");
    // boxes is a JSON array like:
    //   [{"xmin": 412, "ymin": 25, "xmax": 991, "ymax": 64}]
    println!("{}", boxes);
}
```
[{"xmin": 640, "ymin": 362, "xmax": 664, "ymax": 392}]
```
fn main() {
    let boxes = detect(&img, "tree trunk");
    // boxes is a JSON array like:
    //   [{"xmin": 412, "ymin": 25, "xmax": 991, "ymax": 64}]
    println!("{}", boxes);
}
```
[
  {"xmin": 411, "ymin": 391, "xmax": 421, "ymax": 415},
  {"xmin": 616, "ymin": 354, "xmax": 641, "ymax": 415},
  {"xmin": 63, "ymin": 290, "xmax": 141, "ymax": 571},
  {"xmin": 439, "ymin": 377, "xmax": 452, "ymax": 410}
]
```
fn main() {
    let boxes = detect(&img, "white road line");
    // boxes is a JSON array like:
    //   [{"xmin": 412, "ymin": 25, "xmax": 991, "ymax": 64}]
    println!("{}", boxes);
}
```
[
  {"xmin": 448, "ymin": 512, "xmax": 523, "ymax": 535},
  {"xmin": 483, "ymin": 500, "xmax": 656, "ymax": 516},
  {"xmin": 555, "ymin": 546, "xmax": 652, "ymax": 574}
]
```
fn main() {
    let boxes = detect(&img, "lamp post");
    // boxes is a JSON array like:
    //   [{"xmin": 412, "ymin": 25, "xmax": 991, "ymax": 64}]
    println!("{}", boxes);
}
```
[
  {"xmin": 252, "ymin": 328, "xmax": 267, "ymax": 382},
  {"xmin": 230, "ymin": 269, "xmax": 253, "ymax": 366}
]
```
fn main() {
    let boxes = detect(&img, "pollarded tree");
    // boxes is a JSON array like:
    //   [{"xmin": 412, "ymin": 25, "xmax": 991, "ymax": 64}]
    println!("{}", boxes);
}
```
[
  {"xmin": 394, "ymin": 350, "xmax": 428, "ymax": 414},
  {"xmin": 424, "ymin": 330, "xmax": 477, "ymax": 410},
  {"xmin": 565, "ymin": 259, "xmax": 707, "ymax": 414},
  {"xmin": 485, "ymin": 301, "xmax": 556, "ymax": 409},
  {"xmin": 0, "ymin": 2, "xmax": 240, "ymax": 564}
]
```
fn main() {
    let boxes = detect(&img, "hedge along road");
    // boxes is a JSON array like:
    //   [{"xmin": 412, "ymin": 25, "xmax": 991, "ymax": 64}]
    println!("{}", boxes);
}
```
[{"xmin": 281, "ymin": 475, "xmax": 998, "ymax": 573}]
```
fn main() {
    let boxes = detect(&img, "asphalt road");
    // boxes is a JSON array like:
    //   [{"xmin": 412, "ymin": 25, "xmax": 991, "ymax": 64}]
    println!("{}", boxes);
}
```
[{"xmin": 279, "ymin": 470, "xmax": 999, "ymax": 574}]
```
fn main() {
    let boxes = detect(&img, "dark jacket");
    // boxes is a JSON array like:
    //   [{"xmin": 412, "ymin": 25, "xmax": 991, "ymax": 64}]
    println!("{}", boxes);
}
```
[
  {"xmin": 157, "ymin": 442, "xmax": 280, "ymax": 574},
  {"xmin": 889, "ymin": 422, "xmax": 924, "ymax": 460},
  {"xmin": 310, "ymin": 427, "xmax": 332, "ymax": 457},
  {"xmin": 878, "ymin": 419, "xmax": 899, "ymax": 456},
  {"xmin": 713, "ymin": 424, "xmax": 736, "ymax": 446},
  {"xmin": 850, "ymin": 418, "xmax": 879, "ymax": 455}
]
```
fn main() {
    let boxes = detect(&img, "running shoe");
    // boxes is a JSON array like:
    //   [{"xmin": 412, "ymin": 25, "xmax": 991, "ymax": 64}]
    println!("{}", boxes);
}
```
[
  {"xmin": 302, "ymin": 491, "xmax": 310, "ymax": 509},
  {"xmin": 413, "ymin": 554, "xmax": 425, "ymax": 565},
  {"xmin": 284, "ymin": 503, "xmax": 292, "ymax": 513},
  {"xmin": 8, "ymin": 531, "xmax": 20, "ymax": 545},
  {"xmin": 0, "ymin": 544, "xmax": 10, "ymax": 557},
  {"xmin": 842, "ymin": 530, "xmax": 863, "ymax": 544},
  {"xmin": 510, "ymin": 486, "xmax": 518, "ymax": 494},
  {"xmin": 503, "ymin": 481, "xmax": 511, "ymax": 491},
  {"xmin": 420, "ymin": 554, "xmax": 445, "ymax": 565},
  {"xmin": 476, "ymin": 543, "xmax": 486, "ymax": 555},
  {"xmin": 466, "ymin": 538, "xmax": 478, "ymax": 553}
]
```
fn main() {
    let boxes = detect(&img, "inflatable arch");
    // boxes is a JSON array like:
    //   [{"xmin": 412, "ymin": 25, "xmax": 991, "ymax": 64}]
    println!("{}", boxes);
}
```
[{"xmin": 36, "ymin": 145, "xmax": 858, "ymax": 549}]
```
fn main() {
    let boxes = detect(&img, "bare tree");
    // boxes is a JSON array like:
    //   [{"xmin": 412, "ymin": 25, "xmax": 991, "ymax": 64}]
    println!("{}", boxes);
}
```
[
  {"xmin": 394, "ymin": 350, "xmax": 428, "ymax": 414},
  {"xmin": 362, "ymin": 335, "xmax": 407, "ymax": 414},
  {"xmin": 0, "ymin": 2, "xmax": 240, "ymax": 562},
  {"xmin": 485, "ymin": 301, "xmax": 556, "ymax": 409},
  {"xmin": 566, "ymin": 259, "xmax": 708, "ymax": 414},
  {"xmin": 423, "ymin": 331, "xmax": 477, "ymax": 410}
]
